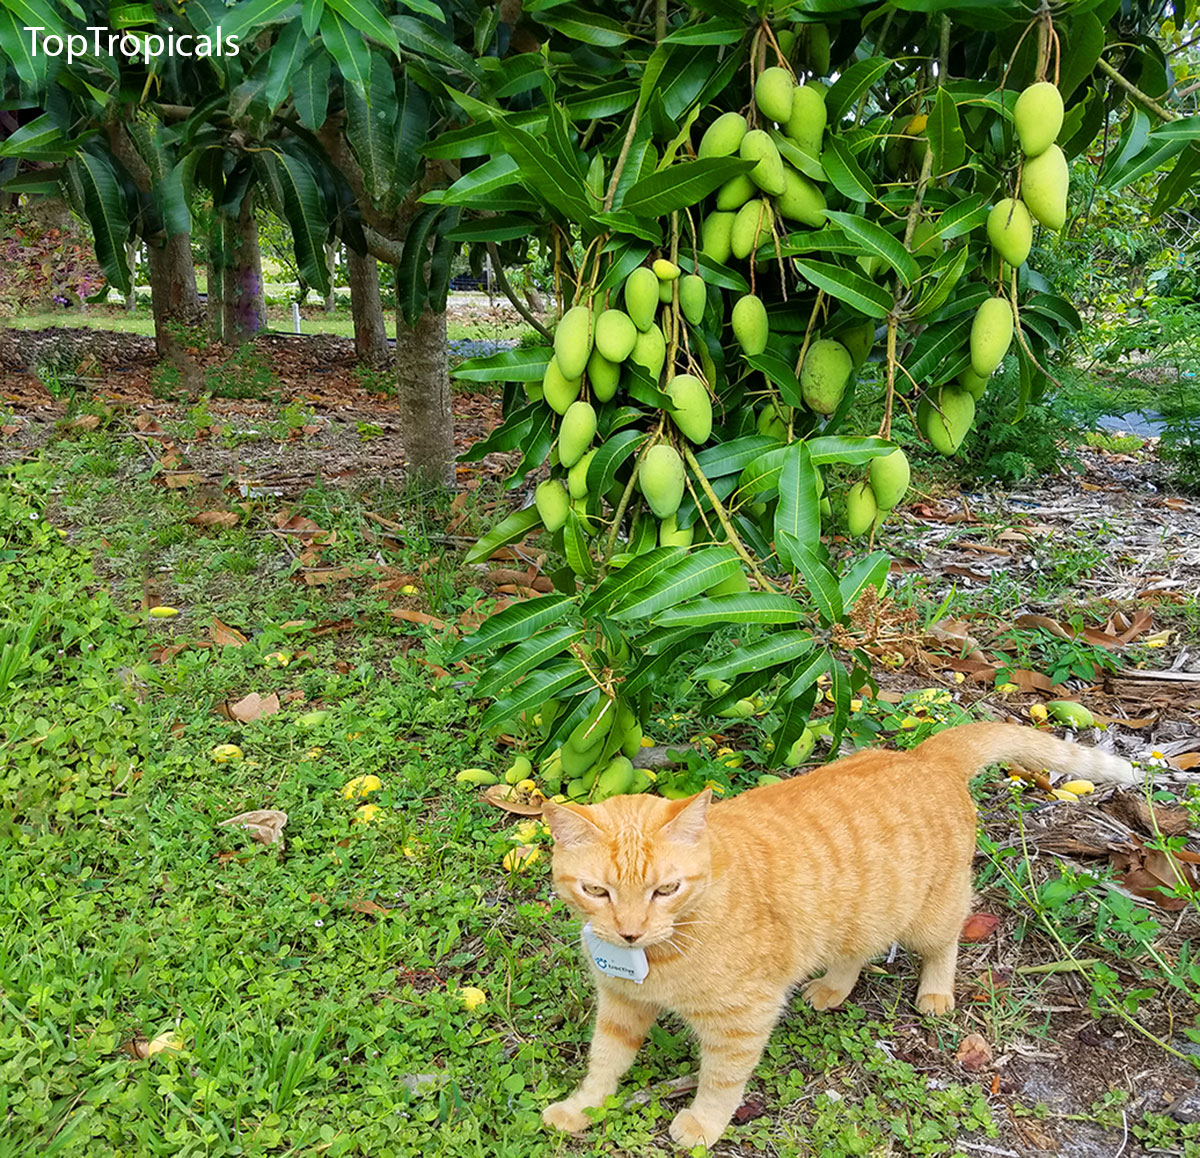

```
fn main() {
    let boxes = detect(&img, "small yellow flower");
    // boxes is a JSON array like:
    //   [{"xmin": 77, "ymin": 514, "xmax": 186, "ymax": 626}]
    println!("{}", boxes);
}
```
[
  {"xmin": 401, "ymin": 839, "xmax": 424, "ymax": 859},
  {"xmin": 345, "ymin": 731, "xmax": 364, "ymax": 742},
  {"xmin": 716, "ymin": 747, "xmax": 735, "ymax": 757},
  {"xmin": 953, "ymin": 672, "xmax": 966, "ymax": 684},
  {"xmin": 850, "ymin": 699, "xmax": 863, "ymax": 712},
  {"xmin": 459, "ymin": 986, "xmax": 487, "ymax": 1011},
  {"xmin": 721, "ymin": 754, "xmax": 744, "ymax": 769},
  {"xmin": 211, "ymin": 744, "xmax": 244, "ymax": 763},
  {"xmin": 342, "ymin": 775, "xmax": 382, "ymax": 800},
  {"xmin": 353, "ymin": 804, "xmax": 382, "ymax": 825},
  {"xmin": 670, "ymin": 713, "xmax": 685, "ymax": 721},
  {"xmin": 263, "ymin": 651, "xmax": 291, "ymax": 668},
  {"xmin": 515, "ymin": 778, "xmax": 538, "ymax": 794},
  {"xmin": 306, "ymin": 747, "xmax": 324, "ymax": 759},
  {"xmin": 916, "ymin": 689, "xmax": 952, "ymax": 705}
]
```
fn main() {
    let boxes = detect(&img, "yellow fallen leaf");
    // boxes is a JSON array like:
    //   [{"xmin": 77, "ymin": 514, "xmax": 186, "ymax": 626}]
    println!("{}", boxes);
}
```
[
  {"xmin": 459, "ymin": 986, "xmax": 487, "ymax": 1011},
  {"xmin": 342, "ymin": 775, "xmax": 382, "ymax": 800}
]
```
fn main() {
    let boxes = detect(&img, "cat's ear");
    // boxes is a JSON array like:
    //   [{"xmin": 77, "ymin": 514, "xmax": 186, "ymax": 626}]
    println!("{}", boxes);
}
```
[
  {"xmin": 542, "ymin": 800, "xmax": 603, "ymax": 848},
  {"xmin": 660, "ymin": 789, "xmax": 712, "ymax": 846}
]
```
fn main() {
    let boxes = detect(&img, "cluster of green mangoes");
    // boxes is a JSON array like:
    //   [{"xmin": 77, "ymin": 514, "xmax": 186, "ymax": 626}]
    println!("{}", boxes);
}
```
[
  {"xmin": 535, "ymin": 694, "xmax": 653, "ymax": 802},
  {"xmin": 843, "ymin": 446, "xmax": 911, "ymax": 537},
  {"xmin": 920, "ymin": 80, "xmax": 1068, "ymax": 458}
]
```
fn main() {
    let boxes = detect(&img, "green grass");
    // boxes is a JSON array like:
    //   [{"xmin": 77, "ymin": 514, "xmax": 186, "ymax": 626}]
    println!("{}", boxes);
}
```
[
  {"xmin": 2, "ymin": 418, "xmax": 1197, "ymax": 1156},
  {"xmin": 6, "ymin": 307, "xmax": 531, "ymax": 345}
]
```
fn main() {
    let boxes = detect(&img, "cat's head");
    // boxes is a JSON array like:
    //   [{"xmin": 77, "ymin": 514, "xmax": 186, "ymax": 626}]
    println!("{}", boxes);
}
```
[{"xmin": 541, "ymin": 790, "xmax": 712, "ymax": 950}]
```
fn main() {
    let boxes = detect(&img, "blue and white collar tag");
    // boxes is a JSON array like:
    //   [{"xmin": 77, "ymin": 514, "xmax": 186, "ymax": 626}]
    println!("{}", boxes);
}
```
[{"xmin": 582, "ymin": 922, "xmax": 649, "ymax": 984}]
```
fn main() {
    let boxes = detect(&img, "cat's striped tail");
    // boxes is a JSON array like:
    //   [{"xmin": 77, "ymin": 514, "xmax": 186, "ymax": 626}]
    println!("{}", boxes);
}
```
[{"xmin": 916, "ymin": 721, "xmax": 1140, "ymax": 785}]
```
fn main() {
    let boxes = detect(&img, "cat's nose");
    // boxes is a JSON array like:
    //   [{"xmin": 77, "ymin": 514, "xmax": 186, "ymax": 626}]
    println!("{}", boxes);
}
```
[{"xmin": 620, "ymin": 932, "xmax": 639, "ymax": 944}]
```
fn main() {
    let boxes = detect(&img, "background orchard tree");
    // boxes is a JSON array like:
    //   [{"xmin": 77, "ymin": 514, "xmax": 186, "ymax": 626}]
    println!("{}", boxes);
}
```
[{"xmin": 444, "ymin": 0, "xmax": 1200, "ymax": 799}]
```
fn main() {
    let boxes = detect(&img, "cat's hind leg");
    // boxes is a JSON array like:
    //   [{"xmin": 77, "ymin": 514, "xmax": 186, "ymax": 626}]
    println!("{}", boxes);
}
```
[
  {"xmin": 905, "ymin": 868, "xmax": 972, "ymax": 1015},
  {"xmin": 543, "ymin": 988, "xmax": 658, "ymax": 1134},
  {"xmin": 801, "ymin": 957, "xmax": 868, "ymax": 1011}
]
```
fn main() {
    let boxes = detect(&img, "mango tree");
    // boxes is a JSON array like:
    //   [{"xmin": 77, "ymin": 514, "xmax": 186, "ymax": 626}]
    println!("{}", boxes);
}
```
[{"xmin": 443, "ymin": 0, "xmax": 1199, "ymax": 800}]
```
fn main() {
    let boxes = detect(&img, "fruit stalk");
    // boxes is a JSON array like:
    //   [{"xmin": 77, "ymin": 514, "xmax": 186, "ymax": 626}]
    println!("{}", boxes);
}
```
[{"xmin": 600, "ymin": 417, "xmax": 664, "ymax": 567}]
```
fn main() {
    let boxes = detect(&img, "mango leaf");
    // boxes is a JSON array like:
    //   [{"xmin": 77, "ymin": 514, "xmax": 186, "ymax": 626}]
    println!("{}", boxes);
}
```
[
  {"xmin": 389, "ymin": 15, "xmax": 480, "ymax": 78},
  {"xmin": 611, "ymin": 548, "xmax": 740, "ymax": 621},
  {"xmin": 618, "ymin": 157, "xmax": 753, "ymax": 216},
  {"xmin": 494, "ymin": 120, "xmax": 594, "ymax": 225},
  {"xmin": 838, "ymin": 551, "xmax": 890, "ymax": 609},
  {"xmin": 292, "ymin": 51, "xmax": 332, "ymax": 131},
  {"xmin": 788, "ymin": 542, "xmax": 843, "ymax": 623},
  {"xmin": 623, "ymin": 633, "xmax": 706, "ymax": 696},
  {"xmin": 509, "ymin": 406, "xmax": 555, "ymax": 487},
  {"xmin": 453, "ymin": 345, "xmax": 551, "ymax": 382},
  {"xmin": 655, "ymin": 593, "xmax": 809, "ymax": 627},
  {"xmin": 743, "ymin": 348, "xmax": 804, "ymax": 408},
  {"xmin": 481, "ymin": 660, "xmax": 589, "ymax": 731},
  {"xmin": 776, "ymin": 648, "xmax": 832, "ymax": 704},
  {"xmin": 1147, "ymin": 114, "xmax": 1200, "ymax": 142},
  {"xmin": 821, "ymin": 136, "xmax": 877, "ymax": 203},
  {"xmin": 1058, "ymin": 11, "xmax": 1104, "ymax": 100},
  {"xmin": 826, "ymin": 56, "xmax": 891, "ymax": 123},
  {"xmin": 396, "ymin": 205, "xmax": 442, "ymax": 325},
  {"xmin": 464, "ymin": 506, "xmax": 543, "ymax": 565},
  {"xmin": 912, "ymin": 243, "xmax": 969, "ymax": 320},
  {"xmin": 264, "ymin": 20, "xmax": 307, "ymax": 110},
  {"xmin": 695, "ymin": 632, "xmax": 815, "ymax": 681},
  {"xmin": 737, "ymin": 446, "xmax": 788, "ymax": 498},
  {"xmin": 693, "ymin": 435, "xmax": 775, "ymax": 479},
  {"xmin": 69, "ymin": 148, "xmax": 131, "ymax": 296},
  {"xmin": 0, "ymin": 6, "xmax": 48, "ymax": 90},
  {"xmin": 794, "ymin": 259, "xmax": 891, "ymax": 319},
  {"xmin": 324, "ymin": 0, "xmax": 400, "ymax": 54},
  {"xmin": 534, "ymin": 5, "xmax": 629, "ymax": 46},
  {"xmin": 824, "ymin": 657, "xmax": 853, "ymax": 753},
  {"xmin": 458, "ymin": 405, "xmax": 536, "ymax": 461},
  {"xmin": 806, "ymin": 435, "xmax": 893, "ymax": 465},
  {"xmin": 474, "ymin": 625, "xmax": 586, "ymax": 698},
  {"xmin": 775, "ymin": 441, "xmax": 821, "ymax": 555},
  {"xmin": 344, "ymin": 50, "xmax": 398, "ymax": 205},
  {"xmin": 824, "ymin": 211, "xmax": 918, "ymax": 285},
  {"xmin": 579, "ymin": 546, "xmax": 684, "ymax": 616},
  {"xmin": 927, "ymin": 86, "xmax": 965, "ymax": 175},
  {"xmin": 662, "ymin": 17, "xmax": 747, "ymax": 45},
  {"xmin": 934, "ymin": 193, "xmax": 989, "ymax": 240},
  {"xmin": 563, "ymin": 512, "xmax": 595, "ymax": 581},
  {"xmin": 321, "ymin": 8, "xmax": 372, "ymax": 99},
  {"xmin": 904, "ymin": 312, "xmax": 973, "ymax": 384},
  {"xmin": 209, "ymin": 0, "xmax": 295, "ymax": 40},
  {"xmin": 770, "ymin": 131, "xmax": 827, "ymax": 183},
  {"xmin": 588, "ymin": 428, "xmax": 648, "ymax": 498},
  {"xmin": 768, "ymin": 688, "xmax": 818, "ymax": 768},
  {"xmin": 449, "ymin": 594, "xmax": 575, "ymax": 661}
]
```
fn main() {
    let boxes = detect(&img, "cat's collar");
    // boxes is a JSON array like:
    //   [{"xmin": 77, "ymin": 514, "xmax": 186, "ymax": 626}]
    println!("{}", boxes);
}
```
[{"xmin": 582, "ymin": 922, "xmax": 649, "ymax": 984}]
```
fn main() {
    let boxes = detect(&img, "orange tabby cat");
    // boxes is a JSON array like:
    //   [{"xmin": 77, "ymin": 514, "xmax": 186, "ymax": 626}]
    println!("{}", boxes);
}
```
[{"xmin": 540, "ymin": 722, "xmax": 1137, "ymax": 1148}]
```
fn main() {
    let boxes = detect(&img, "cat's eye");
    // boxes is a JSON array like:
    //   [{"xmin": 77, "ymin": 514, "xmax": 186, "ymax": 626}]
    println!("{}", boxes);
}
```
[
  {"xmin": 581, "ymin": 883, "xmax": 609, "ymax": 898},
  {"xmin": 653, "ymin": 881, "xmax": 681, "ymax": 897}
]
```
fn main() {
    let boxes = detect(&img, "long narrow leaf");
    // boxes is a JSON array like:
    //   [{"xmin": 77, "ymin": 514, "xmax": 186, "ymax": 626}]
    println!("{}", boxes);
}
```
[
  {"xmin": 474, "ymin": 625, "xmax": 585, "ymax": 698},
  {"xmin": 654, "ymin": 593, "xmax": 808, "ymax": 627},
  {"xmin": 610, "ymin": 547, "xmax": 740, "ymax": 621},
  {"xmin": 695, "ymin": 632, "xmax": 815, "ymax": 681},
  {"xmin": 449, "ymin": 594, "xmax": 574, "ymax": 661}
]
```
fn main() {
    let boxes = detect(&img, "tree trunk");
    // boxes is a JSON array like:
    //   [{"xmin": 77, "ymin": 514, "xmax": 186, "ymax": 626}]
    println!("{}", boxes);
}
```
[
  {"xmin": 395, "ymin": 296, "xmax": 454, "ymax": 488},
  {"xmin": 347, "ymin": 248, "xmax": 389, "ymax": 367},
  {"xmin": 147, "ymin": 232, "xmax": 205, "ymax": 392},
  {"xmin": 206, "ymin": 222, "xmax": 224, "ymax": 341},
  {"xmin": 222, "ymin": 187, "xmax": 266, "ymax": 342}
]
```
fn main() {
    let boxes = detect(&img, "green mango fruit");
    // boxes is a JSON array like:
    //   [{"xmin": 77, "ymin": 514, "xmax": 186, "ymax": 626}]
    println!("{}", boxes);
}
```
[
  {"xmin": 775, "ymin": 29, "xmax": 795, "ymax": 57},
  {"xmin": 987, "ymin": 197, "xmax": 1033, "ymax": 267},
  {"xmin": 535, "ymin": 479, "xmax": 571, "ymax": 532},
  {"xmin": 640, "ymin": 444, "xmax": 686, "ymax": 518},
  {"xmin": 564, "ymin": 776, "xmax": 589, "ymax": 800},
  {"xmin": 555, "ymin": 305, "xmax": 593, "ymax": 380},
  {"xmin": 731, "ymin": 198, "xmax": 774, "ymax": 260},
  {"xmin": 559, "ymin": 401, "xmax": 597, "ymax": 468},
  {"xmin": 716, "ymin": 173, "xmax": 758, "ymax": 211},
  {"xmin": 1047, "ymin": 700, "xmax": 1095, "ymax": 727},
  {"xmin": 505, "ymin": 755, "xmax": 533, "ymax": 785},
  {"xmin": 629, "ymin": 324, "xmax": 666, "ymax": 380},
  {"xmin": 717, "ymin": 698, "xmax": 756, "ymax": 719},
  {"xmin": 731, "ymin": 294, "xmax": 769, "ymax": 355},
  {"xmin": 917, "ymin": 386, "xmax": 975, "ymax": 455},
  {"xmin": 653, "ymin": 258, "xmax": 681, "ymax": 281},
  {"xmin": 868, "ymin": 448, "xmax": 910, "ymax": 510},
  {"xmin": 1013, "ymin": 81, "xmax": 1063, "ymax": 158},
  {"xmin": 569, "ymin": 447, "xmax": 597, "ymax": 500},
  {"xmin": 969, "ymin": 297, "xmax": 1014, "ymax": 377},
  {"xmin": 757, "ymin": 401, "xmax": 789, "ymax": 440},
  {"xmin": 775, "ymin": 165, "xmax": 826, "ymax": 227},
  {"xmin": 658, "ymin": 279, "xmax": 675, "ymax": 303},
  {"xmin": 1021, "ymin": 144, "xmax": 1068, "ymax": 230},
  {"xmin": 700, "ymin": 211, "xmax": 734, "ymax": 265},
  {"xmin": 594, "ymin": 309, "xmax": 638, "ymax": 362},
  {"xmin": 740, "ymin": 129, "xmax": 786, "ymax": 196},
  {"xmin": 624, "ymin": 267, "xmax": 660, "ymax": 331},
  {"xmin": 455, "ymin": 768, "xmax": 499, "ymax": 785},
  {"xmin": 786, "ymin": 727, "xmax": 815, "ymax": 766},
  {"xmin": 659, "ymin": 513, "xmax": 694, "ymax": 548},
  {"xmin": 957, "ymin": 366, "xmax": 989, "ymax": 399},
  {"xmin": 785, "ymin": 84, "xmax": 826, "ymax": 155},
  {"xmin": 678, "ymin": 274, "xmax": 707, "ymax": 325},
  {"xmin": 841, "ymin": 320, "xmax": 875, "ymax": 368},
  {"xmin": 756, "ymin": 773, "xmax": 784, "ymax": 787},
  {"xmin": 805, "ymin": 22, "xmax": 831, "ymax": 75},
  {"xmin": 665, "ymin": 373, "xmax": 713, "ymax": 443},
  {"xmin": 542, "ymin": 355, "xmax": 582, "ymax": 415},
  {"xmin": 587, "ymin": 348, "xmax": 621, "ymax": 401},
  {"xmin": 698, "ymin": 111, "xmax": 748, "ymax": 159},
  {"xmin": 593, "ymin": 756, "xmax": 635, "ymax": 800},
  {"xmin": 800, "ymin": 338, "xmax": 853, "ymax": 415},
  {"xmin": 846, "ymin": 480, "xmax": 878, "ymax": 537},
  {"xmin": 755, "ymin": 66, "xmax": 796, "ymax": 123}
]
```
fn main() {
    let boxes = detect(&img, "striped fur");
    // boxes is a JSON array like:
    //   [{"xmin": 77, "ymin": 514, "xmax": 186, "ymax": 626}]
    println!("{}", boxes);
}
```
[{"xmin": 541, "ymin": 722, "xmax": 1138, "ymax": 1147}]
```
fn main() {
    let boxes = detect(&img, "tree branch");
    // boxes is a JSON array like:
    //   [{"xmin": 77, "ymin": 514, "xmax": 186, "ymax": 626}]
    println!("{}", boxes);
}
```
[
  {"xmin": 1096, "ymin": 56, "xmax": 1176, "ymax": 123},
  {"xmin": 486, "ymin": 242, "xmax": 553, "ymax": 342}
]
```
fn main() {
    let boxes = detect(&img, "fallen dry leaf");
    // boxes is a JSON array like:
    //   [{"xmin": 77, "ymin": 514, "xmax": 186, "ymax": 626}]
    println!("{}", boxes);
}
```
[
  {"xmin": 960, "ymin": 913, "xmax": 1001, "ymax": 942},
  {"xmin": 145, "ymin": 1030, "xmax": 185, "ymax": 1057},
  {"xmin": 219, "ymin": 809, "xmax": 288, "ymax": 845},
  {"xmin": 391, "ymin": 609, "xmax": 448, "ymax": 630},
  {"xmin": 163, "ymin": 472, "xmax": 202, "ymax": 489},
  {"xmin": 223, "ymin": 692, "xmax": 281, "ymax": 724},
  {"xmin": 210, "ymin": 617, "xmax": 248, "ymax": 647},
  {"xmin": 1100, "ymin": 791, "xmax": 1192, "ymax": 838},
  {"xmin": 955, "ymin": 1033, "xmax": 993, "ymax": 1072},
  {"xmin": 188, "ymin": 510, "xmax": 239, "ymax": 528}
]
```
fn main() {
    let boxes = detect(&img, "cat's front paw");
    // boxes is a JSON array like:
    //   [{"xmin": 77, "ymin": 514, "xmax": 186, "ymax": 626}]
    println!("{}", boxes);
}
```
[
  {"xmin": 802, "ymin": 978, "xmax": 851, "ymax": 1011},
  {"xmin": 669, "ymin": 1108, "xmax": 726, "ymax": 1149},
  {"xmin": 543, "ymin": 1100, "xmax": 592, "ymax": 1134},
  {"xmin": 916, "ymin": 992, "xmax": 954, "ymax": 1016}
]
